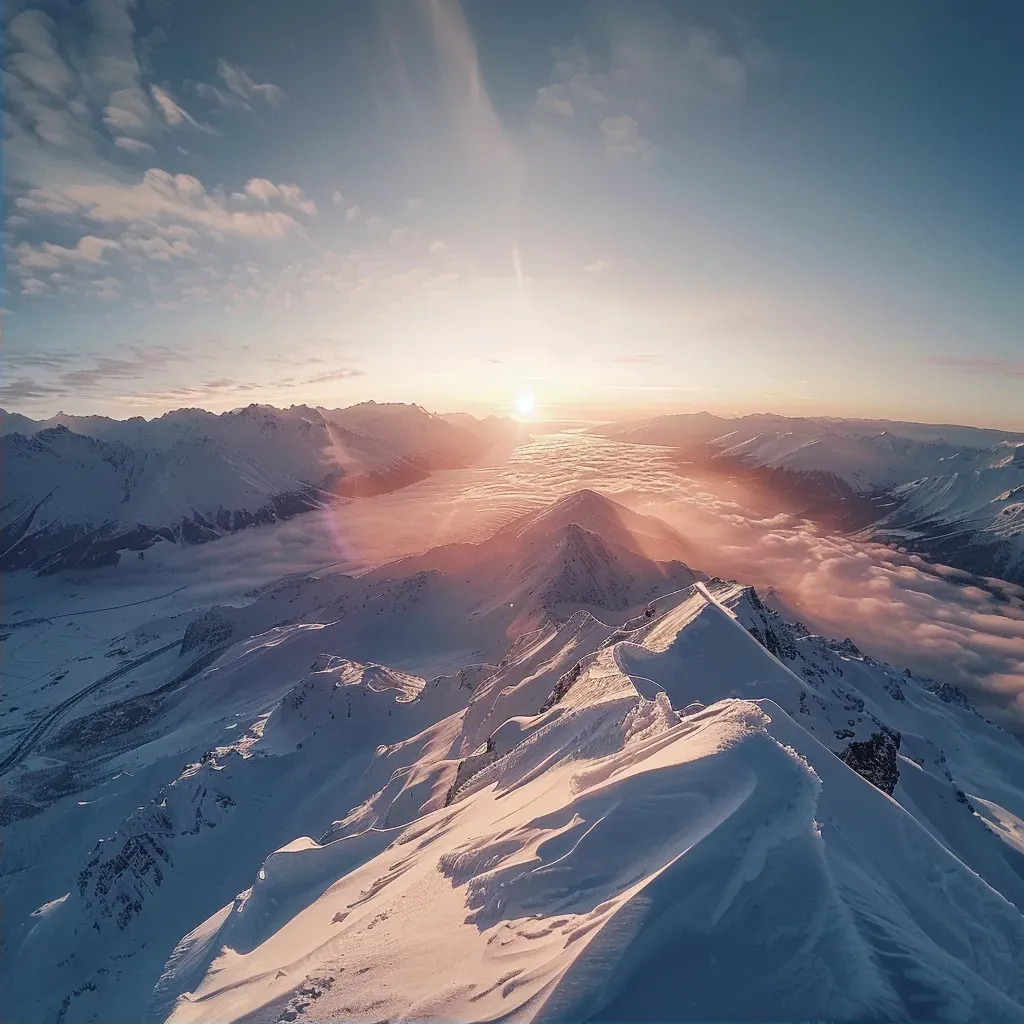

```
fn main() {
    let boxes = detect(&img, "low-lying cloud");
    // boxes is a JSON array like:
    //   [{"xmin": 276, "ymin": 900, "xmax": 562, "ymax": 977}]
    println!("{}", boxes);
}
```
[{"xmin": 36, "ymin": 431, "xmax": 1024, "ymax": 725}]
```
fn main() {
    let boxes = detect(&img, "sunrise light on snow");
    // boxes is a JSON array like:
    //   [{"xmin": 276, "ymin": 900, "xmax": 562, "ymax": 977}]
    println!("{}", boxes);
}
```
[{"xmin": 3, "ymin": 3, "xmax": 1024, "ymax": 1022}]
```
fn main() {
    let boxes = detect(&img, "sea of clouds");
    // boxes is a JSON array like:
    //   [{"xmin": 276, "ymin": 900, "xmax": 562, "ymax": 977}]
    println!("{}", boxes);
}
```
[{"xmin": 13, "ymin": 431, "xmax": 1023, "ymax": 724}]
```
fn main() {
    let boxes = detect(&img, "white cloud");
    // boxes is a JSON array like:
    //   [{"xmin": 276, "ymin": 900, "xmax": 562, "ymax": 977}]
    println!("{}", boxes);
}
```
[
  {"xmin": 150, "ymin": 84, "xmax": 214, "ymax": 133},
  {"xmin": 216, "ymin": 59, "xmax": 286, "ymax": 107},
  {"xmin": 6, "ymin": 11, "xmax": 75, "ymax": 97},
  {"xmin": 242, "ymin": 178, "xmax": 317, "ymax": 216},
  {"xmin": 600, "ymin": 115, "xmax": 657, "ymax": 164},
  {"xmin": 429, "ymin": 239, "xmax": 448, "ymax": 255},
  {"xmin": 103, "ymin": 87, "xmax": 154, "ymax": 135},
  {"xmin": 20, "ymin": 276, "xmax": 51, "ymax": 296},
  {"xmin": 585, "ymin": 259, "xmax": 608, "ymax": 273},
  {"xmin": 4, "ymin": 11, "xmax": 102, "ymax": 183},
  {"xmin": 20, "ymin": 169, "xmax": 305, "ymax": 239},
  {"xmin": 187, "ymin": 80, "xmax": 253, "ymax": 114},
  {"xmin": 366, "ymin": 214, "xmax": 387, "ymax": 230},
  {"xmin": 122, "ymin": 231, "xmax": 198, "ymax": 262},
  {"xmin": 243, "ymin": 178, "xmax": 281, "ymax": 203},
  {"xmin": 535, "ymin": 85, "xmax": 574, "ymax": 118},
  {"xmin": 407, "ymin": 197, "xmax": 422, "ymax": 212},
  {"xmin": 278, "ymin": 184, "xmax": 317, "ymax": 216},
  {"xmin": 12, "ymin": 236, "xmax": 120, "ymax": 273},
  {"xmin": 114, "ymin": 135, "xmax": 155, "ymax": 155},
  {"xmin": 535, "ymin": 28, "xmax": 775, "ymax": 164},
  {"xmin": 345, "ymin": 205, "xmax": 362, "ymax": 222},
  {"xmin": 332, "ymin": 190, "xmax": 344, "ymax": 205},
  {"xmin": 390, "ymin": 226, "xmax": 419, "ymax": 246}
]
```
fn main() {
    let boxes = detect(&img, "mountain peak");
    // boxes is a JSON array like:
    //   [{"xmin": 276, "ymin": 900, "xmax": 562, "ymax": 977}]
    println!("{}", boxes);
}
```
[{"xmin": 505, "ymin": 489, "xmax": 695, "ymax": 564}]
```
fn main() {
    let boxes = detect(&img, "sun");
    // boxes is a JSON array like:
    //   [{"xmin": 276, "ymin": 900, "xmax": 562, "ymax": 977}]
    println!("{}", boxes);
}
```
[{"xmin": 514, "ymin": 390, "xmax": 535, "ymax": 418}]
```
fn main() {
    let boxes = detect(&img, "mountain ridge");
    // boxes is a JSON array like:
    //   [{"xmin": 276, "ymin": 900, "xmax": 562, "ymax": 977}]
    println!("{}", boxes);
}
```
[
  {"xmin": 0, "ymin": 403, "xmax": 521, "ymax": 574},
  {"xmin": 4, "ymin": 490, "xmax": 1024, "ymax": 1022}
]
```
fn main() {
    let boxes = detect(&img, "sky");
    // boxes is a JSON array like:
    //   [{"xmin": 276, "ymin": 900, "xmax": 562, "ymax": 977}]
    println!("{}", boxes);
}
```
[{"xmin": 3, "ymin": 0, "xmax": 1023, "ymax": 426}]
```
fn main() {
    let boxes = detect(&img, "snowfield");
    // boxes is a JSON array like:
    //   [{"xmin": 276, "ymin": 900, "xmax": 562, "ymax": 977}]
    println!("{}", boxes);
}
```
[{"xmin": 3, "ymin": 479, "xmax": 1024, "ymax": 1023}]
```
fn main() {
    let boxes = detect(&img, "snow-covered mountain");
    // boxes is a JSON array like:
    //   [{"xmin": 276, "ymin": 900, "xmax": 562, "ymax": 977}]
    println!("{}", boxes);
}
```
[
  {"xmin": 0, "ymin": 403, "xmax": 518, "ymax": 574},
  {"xmin": 595, "ymin": 412, "xmax": 1024, "ymax": 584},
  {"xmin": 4, "ymin": 490, "xmax": 1024, "ymax": 1023}
]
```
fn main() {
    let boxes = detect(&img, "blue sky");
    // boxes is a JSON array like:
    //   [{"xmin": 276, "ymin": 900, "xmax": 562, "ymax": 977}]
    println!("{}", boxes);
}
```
[{"xmin": 3, "ymin": 0, "xmax": 1023, "ymax": 426}]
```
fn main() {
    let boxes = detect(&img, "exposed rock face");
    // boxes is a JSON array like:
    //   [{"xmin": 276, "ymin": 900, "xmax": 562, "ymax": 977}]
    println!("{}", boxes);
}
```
[
  {"xmin": 181, "ymin": 609, "xmax": 236, "ymax": 656},
  {"xmin": 926, "ymin": 681, "xmax": 977, "ymax": 713},
  {"xmin": 76, "ymin": 763, "xmax": 237, "ymax": 934},
  {"xmin": 78, "ymin": 828, "xmax": 174, "ymax": 932},
  {"xmin": 840, "ymin": 729, "xmax": 902, "ymax": 795},
  {"xmin": 827, "ymin": 637, "xmax": 864, "ymax": 659}
]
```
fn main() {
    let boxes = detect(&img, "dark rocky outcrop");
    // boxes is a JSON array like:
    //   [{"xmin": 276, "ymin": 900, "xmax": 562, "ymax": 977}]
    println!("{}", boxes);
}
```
[{"xmin": 840, "ymin": 728, "xmax": 902, "ymax": 795}]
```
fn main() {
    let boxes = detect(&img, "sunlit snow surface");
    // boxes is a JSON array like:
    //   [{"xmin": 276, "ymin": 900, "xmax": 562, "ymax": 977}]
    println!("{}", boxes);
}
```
[
  {"xmin": 3, "ymin": 433, "xmax": 1024, "ymax": 1023},
  {"xmin": 12, "ymin": 432, "xmax": 1017, "ymax": 709}
]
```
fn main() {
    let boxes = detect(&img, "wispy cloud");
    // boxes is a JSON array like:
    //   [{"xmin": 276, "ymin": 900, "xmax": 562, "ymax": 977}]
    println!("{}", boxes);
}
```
[
  {"xmin": 17, "ymin": 169, "xmax": 310, "ymax": 239},
  {"xmin": 114, "ymin": 136, "xmax": 156, "ymax": 155},
  {"xmin": 1, "ymin": 345, "xmax": 190, "ymax": 405},
  {"xmin": 10, "ymin": 236, "xmax": 120, "ymax": 273},
  {"xmin": 186, "ymin": 79, "xmax": 253, "ymax": 115},
  {"xmin": 243, "ymin": 178, "xmax": 318, "ymax": 216},
  {"xmin": 216, "ymin": 59, "xmax": 286, "ymax": 108},
  {"xmin": 600, "ymin": 115, "xmax": 657, "ymax": 164},
  {"xmin": 512, "ymin": 244, "xmax": 524, "ymax": 289},
  {"xmin": 535, "ymin": 25, "xmax": 777, "ymax": 164},
  {"xmin": 602, "ymin": 353, "xmax": 662, "ymax": 365},
  {"xmin": 0, "ymin": 377, "xmax": 67, "ymax": 403},
  {"xmin": 535, "ymin": 85, "xmax": 574, "ymax": 118},
  {"xmin": 150, "ymin": 84, "xmax": 216, "ymax": 133},
  {"xmin": 4, "ymin": 349, "xmax": 81, "ymax": 372},
  {"xmin": 927, "ymin": 355, "xmax": 1024, "ymax": 379},
  {"xmin": 423, "ymin": 0, "xmax": 516, "ymax": 174},
  {"xmin": 303, "ymin": 367, "xmax": 365, "ymax": 384}
]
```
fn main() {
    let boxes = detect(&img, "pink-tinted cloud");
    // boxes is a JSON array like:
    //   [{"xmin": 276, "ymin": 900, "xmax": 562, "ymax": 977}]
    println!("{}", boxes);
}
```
[{"xmin": 19, "ymin": 169, "xmax": 304, "ymax": 238}]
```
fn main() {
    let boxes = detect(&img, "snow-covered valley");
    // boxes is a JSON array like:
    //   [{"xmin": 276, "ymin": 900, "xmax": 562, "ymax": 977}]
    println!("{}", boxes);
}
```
[{"xmin": 3, "ymin": 430, "xmax": 1024, "ymax": 1023}]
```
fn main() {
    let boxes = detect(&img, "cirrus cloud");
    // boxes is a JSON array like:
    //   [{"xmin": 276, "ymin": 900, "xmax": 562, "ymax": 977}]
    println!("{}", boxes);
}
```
[{"xmin": 216, "ymin": 58, "xmax": 286, "ymax": 108}]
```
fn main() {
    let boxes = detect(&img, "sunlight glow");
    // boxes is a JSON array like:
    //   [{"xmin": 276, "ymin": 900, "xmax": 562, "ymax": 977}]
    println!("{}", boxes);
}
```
[{"xmin": 515, "ymin": 390, "xmax": 536, "ymax": 418}]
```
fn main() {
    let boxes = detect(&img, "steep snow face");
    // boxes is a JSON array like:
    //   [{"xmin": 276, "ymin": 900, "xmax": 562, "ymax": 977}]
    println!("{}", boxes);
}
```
[
  {"xmin": 150, "ymin": 696, "xmax": 1024, "ymax": 1024},
  {"xmin": 5, "ymin": 492, "xmax": 1024, "ymax": 1024},
  {"xmin": 368, "ymin": 489, "xmax": 704, "ymax": 634},
  {"xmin": 502, "ymin": 487, "xmax": 698, "ymax": 563},
  {"xmin": 594, "ymin": 413, "xmax": 1024, "ymax": 584},
  {"xmin": 0, "ymin": 404, "xmax": 511, "ymax": 573}
]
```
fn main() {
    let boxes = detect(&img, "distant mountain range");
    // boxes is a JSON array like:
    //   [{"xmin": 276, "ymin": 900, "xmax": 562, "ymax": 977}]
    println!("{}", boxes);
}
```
[
  {"xmin": 594, "ymin": 412, "xmax": 1024, "ymax": 585},
  {"xmin": 0, "ymin": 403, "xmax": 520, "ymax": 574}
]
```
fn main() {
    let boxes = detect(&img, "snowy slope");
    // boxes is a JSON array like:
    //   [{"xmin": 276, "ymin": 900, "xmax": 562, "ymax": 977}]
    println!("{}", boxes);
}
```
[
  {"xmin": 0, "ymin": 404, "xmax": 512, "ymax": 573},
  {"xmin": 595, "ymin": 412, "xmax": 1024, "ymax": 584},
  {"xmin": 5, "ymin": 492, "xmax": 1024, "ymax": 1023}
]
